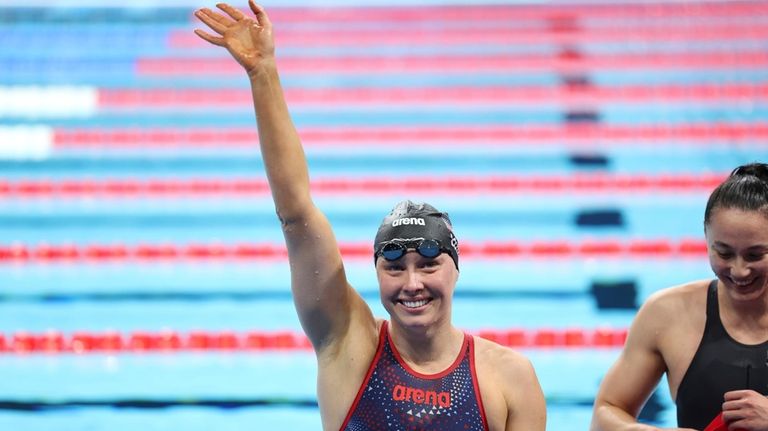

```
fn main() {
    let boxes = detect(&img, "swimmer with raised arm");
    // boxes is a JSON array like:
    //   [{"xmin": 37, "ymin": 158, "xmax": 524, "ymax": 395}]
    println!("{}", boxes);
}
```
[{"xmin": 194, "ymin": 3, "xmax": 546, "ymax": 430}]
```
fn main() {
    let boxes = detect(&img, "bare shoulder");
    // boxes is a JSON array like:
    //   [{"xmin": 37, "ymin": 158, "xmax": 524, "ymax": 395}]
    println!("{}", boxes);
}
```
[
  {"xmin": 475, "ymin": 337, "xmax": 534, "ymax": 373},
  {"xmin": 636, "ymin": 279, "xmax": 710, "ymax": 325},
  {"xmin": 474, "ymin": 337, "xmax": 545, "ymax": 430},
  {"xmin": 625, "ymin": 278, "xmax": 711, "ymax": 362},
  {"xmin": 474, "ymin": 336, "xmax": 540, "ymax": 391}
]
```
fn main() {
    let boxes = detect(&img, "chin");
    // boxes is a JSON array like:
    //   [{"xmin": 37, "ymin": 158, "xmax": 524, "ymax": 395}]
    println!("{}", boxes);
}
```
[
  {"xmin": 395, "ymin": 313, "xmax": 432, "ymax": 328},
  {"xmin": 392, "ymin": 310, "xmax": 440, "ymax": 330}
]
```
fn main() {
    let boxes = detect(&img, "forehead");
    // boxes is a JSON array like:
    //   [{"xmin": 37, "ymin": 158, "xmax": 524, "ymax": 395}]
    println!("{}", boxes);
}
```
[{"xmin": 706, "ymin": 207, "xmax": 768, "ymax": 245}]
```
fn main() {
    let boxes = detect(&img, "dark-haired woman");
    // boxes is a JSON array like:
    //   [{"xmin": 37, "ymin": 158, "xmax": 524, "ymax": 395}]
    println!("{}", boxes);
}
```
[
  {"xmin": 591, "ymin": 163, "xmax": 768, "ymax": 431},
  {"xmin": 193, "ymin": 3, "xmax": 545, "ymax": 430}
]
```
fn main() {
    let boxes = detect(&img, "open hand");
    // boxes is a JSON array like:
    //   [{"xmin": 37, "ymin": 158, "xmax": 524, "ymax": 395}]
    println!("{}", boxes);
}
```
[{"xmin": 193, "ymin": 1, "xmax": 274, "ymax": 76}]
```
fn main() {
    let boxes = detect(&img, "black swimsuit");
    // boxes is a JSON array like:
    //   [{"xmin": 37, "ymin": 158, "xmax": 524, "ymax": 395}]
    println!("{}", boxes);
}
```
[{"xmin": 676, "ymin": 280, "xmax": 768, "ymax": 429}]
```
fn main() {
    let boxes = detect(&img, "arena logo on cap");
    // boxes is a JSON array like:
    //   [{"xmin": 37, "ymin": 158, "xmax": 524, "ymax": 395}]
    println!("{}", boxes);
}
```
[{"xmin": 391, "ymin": 217, "xmax": 425, "ymax": 227}]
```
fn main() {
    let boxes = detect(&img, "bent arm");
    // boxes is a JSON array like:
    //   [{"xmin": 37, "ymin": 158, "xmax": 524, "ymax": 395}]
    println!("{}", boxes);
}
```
[
  {"xmin": 591, "ymin": 352, "xmax": 665, "ymax": 431},
  {"xmin": 590, "ymin": 299, "xmax": 680, "ymax": 431},
  {"xmin": 194, "ymin": 2, "xmax": 371, "ymax": 352}
]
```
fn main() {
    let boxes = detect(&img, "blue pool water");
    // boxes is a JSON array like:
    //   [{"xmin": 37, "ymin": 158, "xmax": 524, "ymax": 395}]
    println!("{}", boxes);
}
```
[{"xmin": 1, "ymin": 1, "xmax": 767, "ymax": 430}]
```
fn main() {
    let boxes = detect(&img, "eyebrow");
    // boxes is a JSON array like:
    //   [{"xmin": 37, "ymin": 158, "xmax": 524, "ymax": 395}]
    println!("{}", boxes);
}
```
[{"xmin": 713, "ymin": 241, "xmax": 768, "ymax": 251}]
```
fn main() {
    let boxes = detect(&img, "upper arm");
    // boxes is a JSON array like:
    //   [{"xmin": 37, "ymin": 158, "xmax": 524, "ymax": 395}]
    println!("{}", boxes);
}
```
[
  {"xmin": 282, "ymin": 205, "xmax": 374, "ymax": 353},
  {"xmin": 503, "ymin": 352, "xmax": 546, "ymax": 431},
  {"xmin": 241, "ymin": 57, "xmax": 377, "ymax": 356},
  {"xmin": 592, "ymin": 296, "xmax": 669, "ymax": 422}
]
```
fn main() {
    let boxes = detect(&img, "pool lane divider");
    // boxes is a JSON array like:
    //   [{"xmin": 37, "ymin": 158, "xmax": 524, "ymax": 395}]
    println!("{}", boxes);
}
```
[
  {"xmin": 53, "ymin": 124, "xmax": 768, "ymax": 148},
  {"xmin": 226, "ymin": 3, "xmax": 768, "ymax": 22},
  {"xmin": 3, "ymin": 2, "xmax": 765, "ymax": 25},
  {"xmin": 95, "ymin": 83, "xmax": 768, "ymax": 109},
  {"xmin": 0, "ymin": 327, "xmax": 628, "ymax": 354},
  {"xmin": 0, "ymin": 239, "xmax": 708, "ymax": 263},
  {"xmin": 10, "ymin": 84, "xmax": 767, "ymax": 120},
  {"xmin": 0, "ymin": 174, "xmax": 727, "ymax": 198},
  {"xmin": 171, "ymin": 24, "xmax": 768, "ymax": 47},
  {"xmin": 136, "ymin": 51, "xmax": 768, "ymax": 76}
]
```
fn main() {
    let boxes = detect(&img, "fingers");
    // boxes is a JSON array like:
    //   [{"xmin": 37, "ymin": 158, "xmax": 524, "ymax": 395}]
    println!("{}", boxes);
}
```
[
  {"xmin": 724, "ymin": 400, "xmax": 744, "ymax": 413},
  {"xmin": 194, "ymin": 8, "xmax": 229, "ymax": 34},
  {"xmin": 723, "ymin": 395, "xmax": 756, "ymax": 413},
  {"xmin": 249, "ymin": 0, "xmax": 272, "ymax": 28},
  {"xmin": 722, "ymin": 416, "xmax": 750, "ymax": 431},
  {"xmin": 193, "ymin": 28, "xmax": 225, "ymax": 46},
  {"xmin": 725, "ymin": 390, "xmax": 752, "ymax": 401},
  {"xmin": 193, "ymin": 2, "xmax": 270, "ymax": 48},
  {"xmin": 216, "ymin": 2, "xmax": 247, "ymax": 22}
]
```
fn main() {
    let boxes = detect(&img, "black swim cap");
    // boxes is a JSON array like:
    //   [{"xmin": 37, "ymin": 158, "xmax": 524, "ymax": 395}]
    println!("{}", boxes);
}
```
[{"xmin": 373, "ymin": 200, "xmax": 459, "ymax": 270}]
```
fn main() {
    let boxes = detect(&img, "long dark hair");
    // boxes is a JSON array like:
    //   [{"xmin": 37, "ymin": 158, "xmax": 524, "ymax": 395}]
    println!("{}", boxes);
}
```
[{"xmin": 704, "ymin": 162, "xmax": 768, "ymax": 227}]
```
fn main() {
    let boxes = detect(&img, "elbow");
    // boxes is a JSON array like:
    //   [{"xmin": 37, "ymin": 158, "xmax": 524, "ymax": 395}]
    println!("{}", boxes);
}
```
[
  {"xmin": 589, "ymin": 404, "xmax": 608, "ymax": 431},
  {"xmin": 276, "ymin": 208, "xmax": 304, "ymax": 228},
  {"xmin": 275, "ymin": 198, "xmax": 314, "ymax": 228},
  {"xmin": 590, "ymin": 397, "xmax": 618, "ymax": 431},
  {"xmin": 590, "ymin": 399, "xmax": 637, "ymax": 431}
]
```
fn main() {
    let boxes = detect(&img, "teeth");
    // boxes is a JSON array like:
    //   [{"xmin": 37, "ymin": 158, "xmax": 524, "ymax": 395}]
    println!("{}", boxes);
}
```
[
  {"xmin": 733, "ymin": 279, "xmax": 754, "ymax": 286},
  {"xmin": 402, "ymin": 299, "xmax": 429, "ymax": 308}
]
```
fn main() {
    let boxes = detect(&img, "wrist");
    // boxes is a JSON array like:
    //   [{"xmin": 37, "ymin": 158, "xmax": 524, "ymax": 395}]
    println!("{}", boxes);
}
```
[{"xmin": 246, "ymin": 57, "xmax": 278, "ymax": 81}]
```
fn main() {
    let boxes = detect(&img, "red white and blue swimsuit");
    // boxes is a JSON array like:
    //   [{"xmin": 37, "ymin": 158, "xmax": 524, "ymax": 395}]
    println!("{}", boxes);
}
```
[{"xmin": 340, "ymin": 321, "xmax": 488, "ymax": 431}]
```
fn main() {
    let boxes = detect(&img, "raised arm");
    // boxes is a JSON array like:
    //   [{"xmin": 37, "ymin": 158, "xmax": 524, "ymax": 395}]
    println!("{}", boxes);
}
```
[{"xmin": 193, "ymin": 2, "xmax": 372, "ymax": 352}]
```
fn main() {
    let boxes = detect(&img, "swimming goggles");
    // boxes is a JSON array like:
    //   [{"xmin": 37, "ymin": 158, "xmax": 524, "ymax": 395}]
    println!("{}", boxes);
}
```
[{"xmin": 376, "ymin": 238, "xmax": 447, "ymax": 261}]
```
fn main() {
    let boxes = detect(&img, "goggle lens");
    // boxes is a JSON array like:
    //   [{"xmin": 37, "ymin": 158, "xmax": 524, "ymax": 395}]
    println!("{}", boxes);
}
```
[{"xmin": 380, "ymin": 239, "xmax": 442, "ymax": 261}]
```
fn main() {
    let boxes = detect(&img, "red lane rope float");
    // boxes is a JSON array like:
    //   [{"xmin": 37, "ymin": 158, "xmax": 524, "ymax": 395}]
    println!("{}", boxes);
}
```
[
  {"xmin": 53, "ymin": 124, "xmax": 768, "ymax": 148},
  {"xmin": 0, "ymin": 175, "xmax": 727, "ymax": 198},
  {"xmin": 173, "ymin": 25, "xmax": 768, "ymax": 48},
  {"xmin": 136, "ymin": 52, "xmax": 768, "ymax": 76},
  {"xmin": 0, "ymin": 239, "xmax": 709, "ymax": 263},
  {"xmin": 0, "ymin": 328, "xmax": 628, "ymax": 353},
  {"xmin": 200, "ymin": 3, "xmax": 768, "ymax": 23},
  {"xmin": 99, "ymin": 84, "xmax": 768, "ymax": 108}
]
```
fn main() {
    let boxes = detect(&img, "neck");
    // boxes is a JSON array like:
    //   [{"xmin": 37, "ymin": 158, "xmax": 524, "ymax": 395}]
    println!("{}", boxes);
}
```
[
  {"xmin": 388, "ymin": 318, "xmax": 464, "ymax": 369},
  {"xmin": 718, "ymin": 283, "xmax": 768, "ymax": 325}
]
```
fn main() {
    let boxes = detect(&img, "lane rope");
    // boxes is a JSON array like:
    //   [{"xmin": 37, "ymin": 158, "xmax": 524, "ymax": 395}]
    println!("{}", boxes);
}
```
[
  {"xmin": 0, "ymin": 327, "xmax": 628, "ymax": 353},
  {"xmin": 0, "ymin": 239, "xmax": 708, "ymax": 262}
]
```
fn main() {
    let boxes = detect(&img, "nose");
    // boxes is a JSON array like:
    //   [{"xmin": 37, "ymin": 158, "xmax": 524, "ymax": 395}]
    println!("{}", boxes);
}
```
[
  {"xmin": 730, "ymin": 257, "xmax": 752, "ymax": 279},
  {"xmin": 402, "ymin": 268, "xmax": 424, "ymax": 292}
]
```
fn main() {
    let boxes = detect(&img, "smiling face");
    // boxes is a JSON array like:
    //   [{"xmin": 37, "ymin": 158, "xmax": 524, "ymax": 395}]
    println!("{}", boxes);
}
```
[
  {"xmin": 376, "ymin": 250, "xmax": 459, "ymax": 331},
  {"xmin": 705, "ymin": 207, "xmax": 768, "ymax": 303}
]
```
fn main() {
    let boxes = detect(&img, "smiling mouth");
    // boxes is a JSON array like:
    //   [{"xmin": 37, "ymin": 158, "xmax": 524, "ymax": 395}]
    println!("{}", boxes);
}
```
[
  {"xmin": 731, "ymin": 278, "xmax": 756, "ymax": 287},
  {"xmin": 727, "ymin": 276, "xmax": 766, "ymax": 294},
  {"xmin": 400, "ymin": 299, "xmax": 432, "ymax": 309}
]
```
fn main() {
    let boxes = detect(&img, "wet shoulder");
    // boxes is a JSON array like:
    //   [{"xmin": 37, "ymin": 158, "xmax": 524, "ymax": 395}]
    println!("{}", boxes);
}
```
[
  {"xmin": 639, "ymin": 280, "xmax": 709, "ymax": 320},
  {"xmin": 631, "ymin": 279, "xmax": 710, "ymax": 345},
  {"xmin": 474, "ymin": 336, "xmax": 538, "ymax": 387},
  {"xmin": 473, "ymin": 336, "xmax": 544, "ymax": 428}
]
